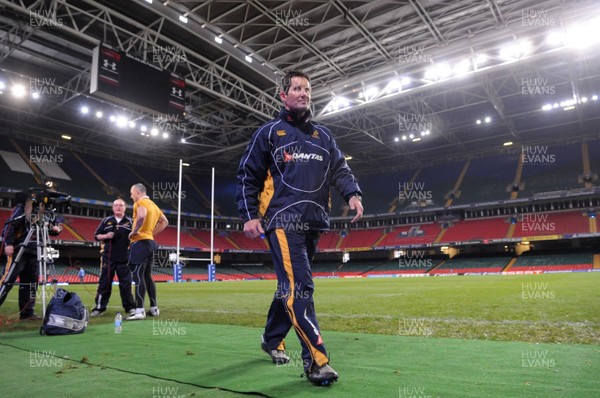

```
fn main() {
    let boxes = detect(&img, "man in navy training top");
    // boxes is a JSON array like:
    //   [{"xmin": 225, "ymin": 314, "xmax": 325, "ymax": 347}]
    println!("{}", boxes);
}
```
[
  {"xmin": 236, "ymin": 69, "xmax": 363, "ymax": 386},
  {"xmin": 90, "ymin": 198, "xmax": 135, "ymax": 317}
]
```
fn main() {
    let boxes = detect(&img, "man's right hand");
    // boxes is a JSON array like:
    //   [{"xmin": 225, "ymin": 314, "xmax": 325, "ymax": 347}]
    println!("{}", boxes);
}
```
[
  {"xmin": 243, "ymin": 219, "xmax": 264, "ymax": 239},
  {"xmin": 4, "ymin": 245, "xmax": 14, "ymax": 257}
]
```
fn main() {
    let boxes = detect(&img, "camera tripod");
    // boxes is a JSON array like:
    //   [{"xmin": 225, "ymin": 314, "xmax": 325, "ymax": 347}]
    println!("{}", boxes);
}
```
[{"xmin": 0, "ymin": 211, "xmax": 59, "ymax": 317}]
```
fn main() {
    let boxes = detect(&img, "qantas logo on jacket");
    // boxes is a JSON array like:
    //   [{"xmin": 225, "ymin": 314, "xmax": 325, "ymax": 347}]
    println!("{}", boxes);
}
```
[{"xmin": 282, "ymin": 150, "xmax": 324, "ymax": 162}]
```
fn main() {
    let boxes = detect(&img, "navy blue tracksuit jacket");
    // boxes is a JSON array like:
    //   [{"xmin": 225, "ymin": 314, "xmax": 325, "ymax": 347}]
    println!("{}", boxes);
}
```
[
  {"xmin": 236, "ymin": 108, "xmax": 361, "ymax": 231},
  {"xmin": 236, "ymin": 107, "xmax": 362, "ymax": 371}
]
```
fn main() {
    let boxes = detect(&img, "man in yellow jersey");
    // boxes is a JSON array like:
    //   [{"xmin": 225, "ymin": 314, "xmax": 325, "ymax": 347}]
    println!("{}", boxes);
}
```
[{"xmin": 126, "ymin": 183, "xmax": 168, "ymax": 320}]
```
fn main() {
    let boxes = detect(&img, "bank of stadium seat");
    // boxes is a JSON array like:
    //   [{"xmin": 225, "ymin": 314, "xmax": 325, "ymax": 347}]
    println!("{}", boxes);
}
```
[
  {"xmin": 375, "ymin": 223, "xmax": 440, "ymax": 247},
  {"xmin": 440, "ymin": 217, "xmax": 509, "ymax": 242},
  {"xmin": 509, "ymin": 252, "xmax": 592, "ymax": 272},
  {"xmin": 338, "ymin": 228, "xmax": 384, "ymax": 249},
  {"xmin": 430, "ymin": 256, "xmax": 509, "ymax": 275},
  {"xmin": 453, "ymin": 152, "xmax": 519, "ymax": 205}
]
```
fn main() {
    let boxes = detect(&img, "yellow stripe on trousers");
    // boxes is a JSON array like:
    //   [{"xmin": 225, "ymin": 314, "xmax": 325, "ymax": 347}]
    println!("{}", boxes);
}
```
[{"xmin": 275, "ymin": 229, "xmax": 328, "ymax": 367}]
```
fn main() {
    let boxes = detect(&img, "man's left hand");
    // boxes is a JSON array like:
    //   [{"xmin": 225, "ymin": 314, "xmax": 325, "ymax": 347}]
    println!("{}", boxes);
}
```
[{"xmin": 349, "ymin": 196, "xmax": 363, "ymax": 223}]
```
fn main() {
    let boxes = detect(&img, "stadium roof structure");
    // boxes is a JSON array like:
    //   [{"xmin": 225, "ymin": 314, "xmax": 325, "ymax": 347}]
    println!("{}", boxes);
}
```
[{"xmin": 0, "ymin": 0, "xmax": 600, "ymax": 175}]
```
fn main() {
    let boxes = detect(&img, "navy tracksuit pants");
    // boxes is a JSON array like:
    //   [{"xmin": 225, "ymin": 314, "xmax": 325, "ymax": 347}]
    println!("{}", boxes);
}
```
[
  {"xmin": 93, "ymin": 258, "xmax": 135, "ymax": 313},
  {"xmin": 263, "ymin": 228, "xmax": 329, "ymax": 371}
]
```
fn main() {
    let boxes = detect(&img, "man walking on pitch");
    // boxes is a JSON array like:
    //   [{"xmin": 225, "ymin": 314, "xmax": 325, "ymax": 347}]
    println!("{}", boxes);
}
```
[
  {"xmin": 90, "ymin": 198, "xmax": 135, "ymax": 317},
  {"xmin": 236, "ymin": 70, "xmax": 363, "ymax": 386},
  {"xmin": 126, "ymin": 183, "xmax": 168, "ymax": 320}
]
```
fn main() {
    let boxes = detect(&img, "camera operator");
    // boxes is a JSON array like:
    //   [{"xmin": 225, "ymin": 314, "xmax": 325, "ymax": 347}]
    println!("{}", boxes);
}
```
[{"xmin": 0, "ymin": 194, "xmax": 63, "ymax": 320}]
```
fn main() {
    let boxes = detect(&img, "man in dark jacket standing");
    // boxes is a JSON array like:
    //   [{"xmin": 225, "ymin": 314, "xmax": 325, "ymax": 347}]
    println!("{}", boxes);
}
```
[
  {"xmin": 236, "ymin": 70, "xmax": 363, "ymax": 386},
  {"xmin": 0, "ymin": 194, "xmax": 62, "ymax": 320},
  {"xmin": 90, "ymin": 198, "xmax": 135, "ymax": 317}
]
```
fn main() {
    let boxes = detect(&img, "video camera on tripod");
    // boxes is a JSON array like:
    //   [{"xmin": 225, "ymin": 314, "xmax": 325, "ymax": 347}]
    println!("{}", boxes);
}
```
[
  {"xmin": 15, "ymin": 187, "xmax": 71, "ymax": 222},
  {"xmin": 0, "ymin": 187, "xmax": 71, "ymax": 317}
]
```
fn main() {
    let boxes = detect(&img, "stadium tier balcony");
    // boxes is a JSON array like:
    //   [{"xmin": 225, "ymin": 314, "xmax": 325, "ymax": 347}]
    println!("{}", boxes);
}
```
[
  {"xmin": 453, "ymin": 153, "xmax": 520, "ymax": 205},
  {"xmin": 440, "ymin": 217, "xmax": 510, "ymax": 243},
  {"xmin": 364, "ymin": 259, "xmax": 433, "ymax": 275},
  {"xmin": 430, "ymin": 256, "xmax": 510, "ymax": 275},
  {"xmin": 375, "ymin": 223, "xmax": 441, "ymax": 248},
  {"xmin": 356, "ymin": 169, "xmax": 415, "ymax": 214},
  {"xmin": 191, "ymin": 229, "xmax": 238, "ymax": 251},
  {"xmin": 337, "ymin": 228, "xmax": 385, "ymax": 249},
  {"xmin": 317, "ymin": 230, "xmax": 341, "ymax": 251},
  {"xmin": 509, "ymin": 252, "xmax": 593, "ymax": 272},
  {"xmin": 520, "ymin": 143, "xmax": 582, "ymax": 198},
  {"xmin": 153, "ymin": 226, "xmax": 207, "ymax": 249},
  {"xmin": 588, "ymin": 140, "xmax": 600, "ymax": 178},
  {"xmin": 513, "ymin": 210, "xmax": 591, "ymax": 238},
  {"xmin": 64, "ymin": 216, "xmax": 101, "ymax": 241},
  {"xmin": 228, "ymin": 230, "xmax": 269, "ymax": 251},
  {"xmin": 412, "ymin": 161, "xmax": 464, "ymax": 207}
]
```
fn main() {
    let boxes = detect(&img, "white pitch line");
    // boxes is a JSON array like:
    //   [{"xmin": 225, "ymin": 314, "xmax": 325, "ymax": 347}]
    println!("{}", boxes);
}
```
[{"xmin": 179, "ymin": 308, "xmax": 599, "ymax": 327}]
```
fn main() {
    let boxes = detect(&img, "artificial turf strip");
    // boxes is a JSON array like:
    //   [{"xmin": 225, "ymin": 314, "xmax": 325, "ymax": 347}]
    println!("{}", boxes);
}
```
[{"xmin": 0, "ymin": 322, "xmax": 598, "ymax": 398}]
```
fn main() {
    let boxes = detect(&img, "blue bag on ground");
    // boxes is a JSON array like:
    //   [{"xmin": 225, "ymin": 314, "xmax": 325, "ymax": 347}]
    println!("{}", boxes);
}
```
[{"xmin": 40, "ymin": 288, "xmax": 89, "ymax": 335}]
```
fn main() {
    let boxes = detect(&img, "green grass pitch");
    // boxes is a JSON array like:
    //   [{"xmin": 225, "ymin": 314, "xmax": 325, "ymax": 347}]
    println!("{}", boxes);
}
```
[
  {"xmin": 72, "ymin": 272, "xmax": 597, "ymax": 344},
  {"xmin": 0, "ymin": 272, "xmax": 598, "ymax": 397}
]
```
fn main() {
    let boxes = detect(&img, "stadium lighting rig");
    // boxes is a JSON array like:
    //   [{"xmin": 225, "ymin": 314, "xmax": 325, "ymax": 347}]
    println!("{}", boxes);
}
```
[
  {"xmin": 320, "ymin": 15, "xmax": 600, "ymax": 123},
  {"xmin": 541, "ymin": 95, "xmax": 599, "ymax": 112},
  {"xmin": 75, "ymin": 103, "xmax": 190, "ymax": 142},
  {"xmin": 0, "ymin": 70, "xmax": 189, "ymax": 144}
]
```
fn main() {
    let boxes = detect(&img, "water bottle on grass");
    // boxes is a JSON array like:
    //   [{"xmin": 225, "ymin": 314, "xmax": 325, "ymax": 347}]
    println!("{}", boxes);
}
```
[{"xmin": 115, "ymin": 312, "xmax": 122, "ymax": 334}]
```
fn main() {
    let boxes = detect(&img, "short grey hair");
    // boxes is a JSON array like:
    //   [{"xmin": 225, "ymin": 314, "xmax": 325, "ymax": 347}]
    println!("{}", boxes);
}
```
[{"xmin": 132, "ymin": 183, "xmax": 146, "ymax": 195}]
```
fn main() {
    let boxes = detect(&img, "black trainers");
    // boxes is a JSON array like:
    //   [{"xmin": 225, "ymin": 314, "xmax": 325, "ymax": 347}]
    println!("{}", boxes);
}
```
[
  {"xmin": 19, "ymin": 314, "xmax": 42, "ymax": 321},
  {"xmin": 261, "ymin": 342, "xmax": 290, "ymax": 365},
  {"xmin": 90, "ymin": 309, "xmax": 104, "ymax": 317},
  {"xmin": 305, "ymin": 363, "xmax": 339, "ymax": 386}
]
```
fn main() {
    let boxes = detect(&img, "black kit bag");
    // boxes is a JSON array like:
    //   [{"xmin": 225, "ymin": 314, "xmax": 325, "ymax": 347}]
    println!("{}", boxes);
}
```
[{"xmin": 40, "ymin": 288, "xmax": 89, "ymax": 335}]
